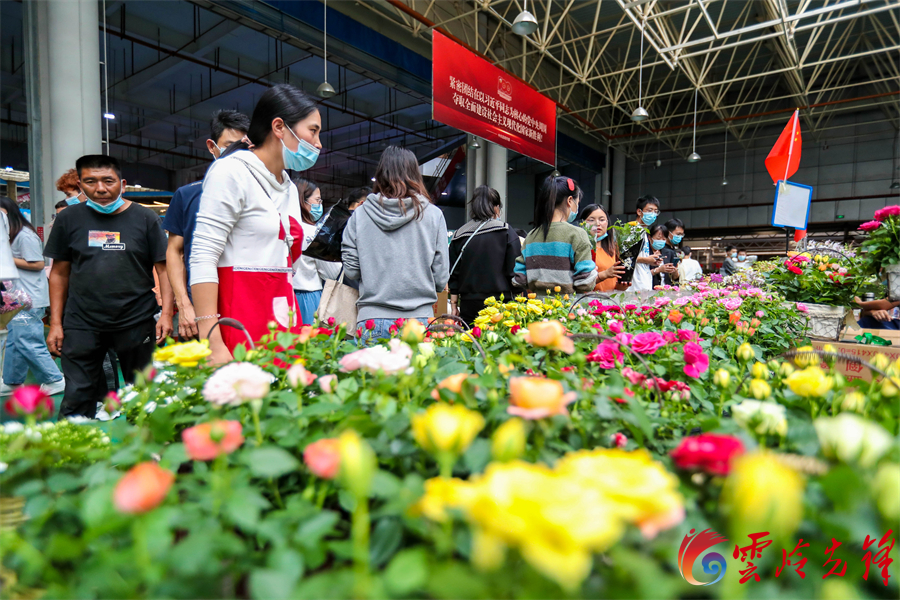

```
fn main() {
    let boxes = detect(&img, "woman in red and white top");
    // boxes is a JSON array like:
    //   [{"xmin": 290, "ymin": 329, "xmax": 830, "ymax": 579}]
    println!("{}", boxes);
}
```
[{"xmin": 190, "ymin": 84, "xmax": 322, "ymax": 363}]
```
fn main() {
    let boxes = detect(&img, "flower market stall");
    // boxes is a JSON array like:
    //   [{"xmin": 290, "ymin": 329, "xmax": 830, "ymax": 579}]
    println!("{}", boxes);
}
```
[{"xmin": 2, "ymin": 233, "xmax": 899, "ymax": 599}]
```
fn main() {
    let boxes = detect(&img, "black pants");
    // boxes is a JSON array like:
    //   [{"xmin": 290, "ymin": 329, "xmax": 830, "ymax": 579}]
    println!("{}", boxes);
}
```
[{"xmin": 59, "ymin": 320, "xmax": 156, "ymax": 418}]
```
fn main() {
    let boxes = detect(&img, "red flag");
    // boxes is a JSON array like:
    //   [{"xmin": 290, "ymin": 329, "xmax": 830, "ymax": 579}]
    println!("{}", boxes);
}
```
[
  {"xmin": 794, "ymin": 228, "xmax": 807, "ymax": 242},
  {"xmin": 765, "ymin": 111, "xmax": 802, "ymax": 184}
]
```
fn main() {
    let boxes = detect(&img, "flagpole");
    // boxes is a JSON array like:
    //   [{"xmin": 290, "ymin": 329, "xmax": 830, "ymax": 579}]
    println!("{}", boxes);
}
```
[{"xmin": 783, "ymin": 109, "xmax": 799, "ymax": 184}]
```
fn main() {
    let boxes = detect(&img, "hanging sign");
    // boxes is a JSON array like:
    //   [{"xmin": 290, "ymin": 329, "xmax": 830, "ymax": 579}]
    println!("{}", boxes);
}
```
[
  {"xmin": 432, "ymin": 30, "xmax": 557, "ymax": 166},
  {"xmin": 772, "ymin": 180, "xmax": 813, "ymax": 230}
]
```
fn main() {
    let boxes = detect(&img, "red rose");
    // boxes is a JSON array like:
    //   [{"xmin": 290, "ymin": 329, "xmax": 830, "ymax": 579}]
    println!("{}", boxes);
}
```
[
  {"xmin": 670, "ymin": 433, "xmax": 745, "ymax": 476},
  {"xmin": 787, "ymin": 265, "xmax": 803, "ymax": 275},
  {"xmin": 4, "ymin": 385, "xmax": 53, "ymax": 419},
  {"xmin": 365, "ymin": 319, "xmax": 376, "ymax": 330}
]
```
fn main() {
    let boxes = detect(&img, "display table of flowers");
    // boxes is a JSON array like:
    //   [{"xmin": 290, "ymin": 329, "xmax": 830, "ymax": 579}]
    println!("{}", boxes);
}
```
[{"xmin": 1, "ymin": 278, "xmax": 898, "ymax": 599}]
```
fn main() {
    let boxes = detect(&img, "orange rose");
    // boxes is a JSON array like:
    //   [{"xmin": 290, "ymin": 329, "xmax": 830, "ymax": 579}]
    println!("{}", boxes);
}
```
[
  {"xmin": 668, "ymin": 310, "xmax": 683, "ymax": 325},
  {"xmin": 431, "ymin": 373, "xmax": 474, "ymax": 401},
  {"xmin": 507, "ymin": 377, "xmax": 576, "ymax": 420},
  {"xmin": 523, "ymin": 320, "xmax": 574, "ymax": 354},
  {"xmin": 113, "ymin": 462, "xmax": 175, "ymax": 514},
  {"xmin": 182, "ymin": 420, "xmax": 244, "ymax": 461},
  {"xmin": 304, "ymin": 438, "xmax": 341, "ymax": 479},
  {"xmin": 729, "ymin": 312, "xmax": 742, "ymax": 325}
]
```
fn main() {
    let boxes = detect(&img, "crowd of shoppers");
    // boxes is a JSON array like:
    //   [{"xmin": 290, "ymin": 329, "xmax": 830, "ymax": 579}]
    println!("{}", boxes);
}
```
[{"xmin": 3, "ymin": 82, "xmax": 712, "ymax": 419}]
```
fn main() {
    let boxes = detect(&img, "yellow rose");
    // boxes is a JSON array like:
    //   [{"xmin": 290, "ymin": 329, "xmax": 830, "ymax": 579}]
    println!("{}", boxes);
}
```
[
  {"xmin": 736, "ymin": 343, "xmax": 755, "ymax": 362},
  {"xmin": 882, "ymin": 376, "xmax": 900, "ymax": 397},
  {"xmin": 523, "ymin": 320, "xmax": 574, "ymax": 354},
  {"xmin": 870, "ymin": 353, "xmax": 891, "ymax": 372},
  {"xmin": 713, "ymin": 369, "xmax": 731, "ymax": 389},
  {"xmin": 154, "ymin": 340, "xmax": 212, "ymax": 367},
  {"xmin": 779, "ymin": 361, "xmax": 796, "ymax": 377},
  {"xmin": 840, "ymin": 391, "xmax": 865, "ymax": 413},
  {"xmin": 491, "ymin": 418, "xmax": 527, "ymax": 462},
  {"xmin": 502, "ymin": 319, "xmax": 517, "ymax": 328},
  {"xmin": 748, "ymin": 378, "xmax": 772, "ymax": 400},
  {"xmin": 507, "ymin": 377, "xmax": 576, "ymax": 419},
  {"xmin": 553, "ymin": 286, "xmax": 561, "ymax": 293},
  {"xmin": 400, "ymin": 319, "xmax": 426, "ymax": 344},
  {"xmin": 750, "ymin": 362, "xmax": 770, "ymax": 380},
  {"xmin": 872, "ymin": 463, "xmax": 900, "ymax": 523},
  {"xmin": 721, "ymin": 452, "xmax": 804, "ymax": 540},
  {"xmin": 484, "ymin": 296, "xmax": 497, "ymax": 306},
  {"xmin": 793, "ymin": 345, "xmax": 818, "ymax": 368},
  {"xmin": 338, "ymin": 430, "xmax": 376, "ymax": 498},
  {"xmin": 786, "ymin": 366, "xmax": 833, "ymax": 398},
  {"xmin": 411, "ymin": 476, "xmax": 476, "ymax": 522},
  {"xmin": 411, "ymin": 403, "xmax": 485, "ymax": 456}
]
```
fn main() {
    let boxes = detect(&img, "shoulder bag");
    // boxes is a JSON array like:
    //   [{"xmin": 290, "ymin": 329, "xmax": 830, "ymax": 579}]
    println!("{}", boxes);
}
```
[{"xmin": 318, "ymin": 268, "xmax": 360, "ymax": 336}]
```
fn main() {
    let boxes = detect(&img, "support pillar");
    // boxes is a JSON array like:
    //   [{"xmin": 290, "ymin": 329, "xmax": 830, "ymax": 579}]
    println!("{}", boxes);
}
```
[
  {"xmin": 612, "ymin": 148, "xmax": 626, "ymax": 217},
  {"xmin": 24, "ymin": 0, "xmax": 102, "ymax": 236},
  {"xmin": 486, "ymin": 142, "xmax": 507, "ymax": 222},
  {"xmin": 465, "ymin": 135, "xmax": 488, "ymax": 221}
]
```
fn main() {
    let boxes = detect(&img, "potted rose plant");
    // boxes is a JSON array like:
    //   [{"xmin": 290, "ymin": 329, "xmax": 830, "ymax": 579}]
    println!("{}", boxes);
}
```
[
  {"xmin": 610, "ymin": 221, "xmax": 646, "ymax": 284},
  {"xmin": 859, "ymin": 204, "xmax": 900, "ymax": 301}
]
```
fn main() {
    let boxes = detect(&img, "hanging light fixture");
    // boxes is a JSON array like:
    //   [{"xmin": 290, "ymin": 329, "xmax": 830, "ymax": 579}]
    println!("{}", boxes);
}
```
[
  {"xmin": 687, "ymin": 88, "xmax": 701, "ymax": 163},
  {"xmin": 317, "ymin": 0, "xmax": 336, "ymax": 98},
  {"xmin": 631, "ymin": 16, "xmax": 649, "ymax": 122},
  {"xmin": 551, "ymin": 169, "xmax": 561, "ymax": 177},
  {"xmin": 512, "ymin": 0, "xmax": 539, "ymax": 35},
  {"xmin": 468, "ymin": 135, "xmax": 481, "ymax": 149},
  {"xmin": 721, "ymin": 131, "xmax": 728, "ymax": 185}
]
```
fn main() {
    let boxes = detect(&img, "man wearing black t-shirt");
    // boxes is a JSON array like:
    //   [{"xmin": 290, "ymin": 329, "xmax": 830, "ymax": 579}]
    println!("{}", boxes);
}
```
[{"xmin": 44, "ymin": 155, "xmax": 174, "ymax": 418}]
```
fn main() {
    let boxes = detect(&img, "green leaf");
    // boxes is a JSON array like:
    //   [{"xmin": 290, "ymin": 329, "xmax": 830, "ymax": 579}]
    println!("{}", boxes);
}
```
[
  {"xmin": 241, "ymin": 446, "xmax": 300, "ymax": 478},
  {"xmin": 384, "ymin": 548, "xmax": 429, "ymax": 596},
  {"xmin": 250, "ymin": 569, "xmax": 295, "ymax": 600},
  {"xmin": 369, "ymin": 518, "xmax": 403, "ymax": 568},
  {"xmin": 371, "ymin": 470, "xmax": 401, "ymax": 499},
  {"xmin": 225, "ymin": 487, "xmax": 271, "ymax": 530},
  {"xmin": 462, "ymin": 438, "xmax": 492, "ymax": 474},
  {"xmin": 149, "ymin": 407, "xmax": 175, "ymax": 443},
  {"xmin": 296, "ymin": 511, "xmax": 340, "ymax": 548},
  {"xmin": 46, "ymin": 472, "xmax": 83, "ymax": 493},
  {"xmin": 427, "ymin": 561, "xmax": 488, "ymax": 599},
  {"xmin": 161, "ymin": 442, "xmax": 188, "ymax": 468},
  {"xmin": 233, "ymin": 344, "xmax": 247, "ymax": 361}
]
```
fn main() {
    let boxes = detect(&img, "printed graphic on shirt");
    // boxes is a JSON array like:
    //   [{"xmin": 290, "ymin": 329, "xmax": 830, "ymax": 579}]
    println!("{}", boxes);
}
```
[{"xmin": 89, "ymin": 230, "xmax": 126, "ymax": 251}]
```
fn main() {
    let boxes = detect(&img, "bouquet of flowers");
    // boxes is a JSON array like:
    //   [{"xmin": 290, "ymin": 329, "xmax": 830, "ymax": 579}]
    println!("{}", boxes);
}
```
[
  {"xmin": 610, "ymin": 221, "xmax": 646, "ymax": 283},
  {"xmin": 1, "ymin": 282, "xmax": 31, "ymax": 329},
  {"xmin": 859, "ymin": 205, "xmax": 900, "ymax": 300},
  {"xmin": 762, "ymin": 244, "xmax": 863, "ymax": 307}
]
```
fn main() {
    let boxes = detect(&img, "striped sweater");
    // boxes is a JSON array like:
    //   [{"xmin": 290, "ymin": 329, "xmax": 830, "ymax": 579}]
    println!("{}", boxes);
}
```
[{"xmin": 513, "ymin": 222, "xmax": 598, "ymax": 294}]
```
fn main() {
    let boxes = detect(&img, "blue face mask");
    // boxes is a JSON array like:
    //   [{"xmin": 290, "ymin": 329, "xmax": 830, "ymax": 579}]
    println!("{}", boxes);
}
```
[
  {"xmin": 731, "ymin": 252, "xmax": 737, "ymax": 259},
  {"xmin": 66, "ymin": 194, "xmax": 82, "ymax": 206},
  {"xmin": 596, "ymin": 232, "xmax": 608, "ymax": 241},
  {"xmin": 310, "ymin": 204, "xmax": 323, "ymax": 221},
  {"xmin": 86, "ymin": 196, "xmax": 125, "ymax": 214},
  {"xmin": 652, "ymin": 239, "xmax": 666, "ymax": 250},
  {"xmin": 282, "ymin": 126, "xmax": 320, "ymax": 171},
  {"xmin": 672, "ymin": 235, "xmax": 683, "ymax": 244},
  {"xmin": 567, "ymin": 210, "xmax": 578, "ymax": 223},
  {"xmin": 641, "ymin": 211, "xmax": 658, "ymax": 226}
]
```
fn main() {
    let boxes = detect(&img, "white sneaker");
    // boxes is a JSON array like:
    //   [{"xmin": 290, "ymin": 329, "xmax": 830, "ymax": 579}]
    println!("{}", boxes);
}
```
[
  {"xmin": 40, "ymin": 378, "xmax": 66, "ymax": 396},
  {"xmin": 0, "ymin": 382, "xmax": 14, "ymax": 396}
]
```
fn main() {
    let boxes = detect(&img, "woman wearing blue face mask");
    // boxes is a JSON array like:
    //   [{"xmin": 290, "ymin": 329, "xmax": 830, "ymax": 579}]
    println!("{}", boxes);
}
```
[
  {"xmin": 290, "ymin": 178, "xmax": 336, "ymax": 325},
  {"xmin": 190, "ymin": 84, "xmax": 322, "ymax": 363},
  {"xmin": 659, "ymin": 218, "xmax": 685, "ymax": 286},
  {"xmin": 648, "ymin": 223, "xmax": 678, "ymax": 289}
]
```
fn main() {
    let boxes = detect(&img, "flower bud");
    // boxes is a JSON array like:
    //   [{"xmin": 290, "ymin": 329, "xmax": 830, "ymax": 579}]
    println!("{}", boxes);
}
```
[
  {"xmin": 113, "ymin": 462, "xmax": 175, "ymax": 514},
  {"xmin": 491, "ymin": 418, "xmax": 526, "ymax": 462},
  {"xmin": 793, "ymin": 345, "xmax": 818, "ymax": 368},
  {"xmin": 736, "ymin": 343, "xmax": 755, "ymax": 362},
  {"xmin": 412, "ymin": 403, "xmax": 485, "ymax": 455},
  {"xmin": 871, "ymin": 463, "xmax": 900, "ymax": 523},
  {"xmin": 881, "ymin": 376, "xmax": 899, "ymax": 397},
  {"xmin": 338, "ymin": 430, "xmax": 376, "ymax": 498},
  {"xmin": 713, "ymin": 369, "xmax": 731, "ymax": 389},
  {"xmin": 748, "ymin": 378, "xmax": 771, "ymax": 400},
  {"xmin": 840, "ymin": 391, "xmax": 865, "ymax": 413},
  {"xmin": 401, "ymin": 319, "xmax": 426, "ymax": 344},
  {"xmin": 779, "ymin": 361, "xmax": 795, "ymax": 377},
  {"xmin": 304, "ymin": 438, "xmax": 340, "ymax": 479},
  {"xmin": 750, "ymin": 362, "xmax": 770, "ymax": 380},
  {"xmin": 721, "ymin": 452, "xmax": 804, "ymax": 541},
  {"xmin": 870, "ymin": 353, "xmax": 891, "ymax": 372}
]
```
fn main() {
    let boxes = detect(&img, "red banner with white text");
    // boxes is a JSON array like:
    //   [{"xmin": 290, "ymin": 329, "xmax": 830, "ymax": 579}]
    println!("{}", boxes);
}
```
[{"xmin": 432, "ymin": 30, "xmax": 557, "ymax": 166}]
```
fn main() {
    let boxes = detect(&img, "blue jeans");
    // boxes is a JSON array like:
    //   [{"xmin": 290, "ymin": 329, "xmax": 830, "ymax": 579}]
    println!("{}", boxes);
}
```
[
  {"xmin": 295, "ymin": 290, "xmax": 323, "ymax": 326},
  {"xmin": 3, "ymin": 308, "xmax": 63, "ymax": 385},
  {"xmin": 356, "ymin": 317, "xmax": 430, "ymax": 345}
]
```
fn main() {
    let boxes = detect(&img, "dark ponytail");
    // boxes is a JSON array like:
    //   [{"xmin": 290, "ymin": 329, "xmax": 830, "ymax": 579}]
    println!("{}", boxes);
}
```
[
  {"xmin": 246, "ymin": 84, "xmax": 318, "ymax": 147},
  {"xmin": 533, "ymin": 176, "xmax": 582, "ymax": 240}
]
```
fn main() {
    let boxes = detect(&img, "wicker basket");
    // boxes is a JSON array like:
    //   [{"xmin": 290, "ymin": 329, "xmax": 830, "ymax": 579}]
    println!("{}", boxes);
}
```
[
  {"xmin": 802, "ymin": 303, "xmax": 848, "ymax": 340},
  {"xmin": 885, "ymin": 263, "xmax": 900, "ymax": 302}
]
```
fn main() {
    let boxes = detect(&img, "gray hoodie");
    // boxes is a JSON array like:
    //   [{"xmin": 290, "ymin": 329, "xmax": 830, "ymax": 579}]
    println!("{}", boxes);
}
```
[{"xmin": 342, "ymin": 193, "xmax": 449, "ymax": 323}]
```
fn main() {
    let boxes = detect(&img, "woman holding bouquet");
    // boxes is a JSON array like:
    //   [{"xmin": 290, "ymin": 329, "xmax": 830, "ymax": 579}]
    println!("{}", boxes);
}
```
[{"xmin": 578, "ymin": 204, "xmax": 627, "ymax": 292}]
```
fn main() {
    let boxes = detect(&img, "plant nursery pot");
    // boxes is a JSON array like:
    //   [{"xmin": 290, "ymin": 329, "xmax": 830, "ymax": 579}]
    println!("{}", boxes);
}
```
[
  {"xmin": 618, "ymin": 240, "xmax": 644, "ymax": 284},
  {"xmin": 800, "ymin": 302, "xmax": 848, "ymax": 341},
  {"xmin": 885, "ymin": 263, "xmax": 900, "ymax": 302}
]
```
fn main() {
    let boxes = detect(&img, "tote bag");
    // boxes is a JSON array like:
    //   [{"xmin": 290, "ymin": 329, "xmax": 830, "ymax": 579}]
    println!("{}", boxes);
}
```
[{"xmin": 318, "ymin": 270, "xmax": 359, "ymax": 335}]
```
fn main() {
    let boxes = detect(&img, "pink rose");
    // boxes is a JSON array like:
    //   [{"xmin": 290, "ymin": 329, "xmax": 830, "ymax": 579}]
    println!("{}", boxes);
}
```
[
  {"xmin": 318, "ymin": 374, "xmax": 337, "ymax": 394},
  {"xmin": 676, "ymin": 329, "xmax": 698, "ymax": 343},
  {"xmin": 654, "ymin": 297, "xmax": 671, "ymax": 308},
  {"xmin": 630, "ymin": 332, "xmax": 667, "ymax": 355},
  {"xmin": 612, "ymin": 432, "xmax": 628, "ymax": 449},
  {"xmin": 339, "ymin": 349, "xmax": 365, "ymax": 372},
  {"xmin": 874, "ymin": 205, "xmax": 900, "ymax": 222},
  {"xmin": 755, "ymin": 310, "xmax": 764, "ymax": 318},
  {"xmin": 859, "ymin": 220, "xmax": 882, "ymax": 231},
  {"xmin": 586, "ymin": 342, "xmax": 623, "ymax": 369},
  {"xmin": 4, "ymin": 385, "xmax": 53, "ymax": 418},
  {"xmin": 622, "ymin": 367, "xmax": 646, "ymax": 385},
  {"xmin": 608, "ymin": 320, "xmax": 623, "ymax": 334},
  {"xmin": 304, "ymin": 438, "xmax": 340, "ymax": 479},
  {"xmin": 286, "ymin": 362, "xmax": 317, "ymax": 388},
  {"xmin": 718, "ymin": 297, "xmax": 743, "ymax": 311},
  {"xmin": 663, "ymin": 331, "xmax": 677, "ymax": 344},
  {"xmin": 615, "ymin": 332, "xmax": 633, "ymax": 347},
  {"xmin": 182, "ymin": 420, "xmax": 244, "ymax": 461},
  {"xmin": 796, "ymin": 303, "xmax": 809, "ymax": 313},
  {"xmin": 682, "ymin": 342, "xmax": 710, "ymax": 378}
]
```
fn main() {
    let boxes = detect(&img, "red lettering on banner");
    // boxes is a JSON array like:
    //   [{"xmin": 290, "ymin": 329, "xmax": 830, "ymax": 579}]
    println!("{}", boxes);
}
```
[
  {"xmin": 433, "ymin": 31, "xmax": 557, "ymax": 166},
  {"xmin": 37, "ymin": 226, "xmax": 44, "ymax": 241}
]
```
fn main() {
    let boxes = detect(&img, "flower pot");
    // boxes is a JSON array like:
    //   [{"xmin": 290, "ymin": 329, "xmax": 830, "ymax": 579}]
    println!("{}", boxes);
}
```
[
  {"xmin": 885, "ymin": 263, "xmax": 900, "ymax": 302},
  {"xmin": 800, "ymin": 303, "xmax": 848, "ymax": 341},
  {"xmin": 618, "ymin": 240, "xmax": 645, "ymax": 284}
]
